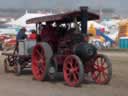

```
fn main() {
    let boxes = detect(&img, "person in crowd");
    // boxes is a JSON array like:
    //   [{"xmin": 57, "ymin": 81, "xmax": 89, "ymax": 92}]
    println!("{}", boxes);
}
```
[
  {"xmin": 28, "ymin": 30, "xmax": 37, "ymax": 40},
  {"xmin": 16, "ymin": 27, "xmax": 27, "ymax": 41},
  {"xmin": 15, "ymin": 27, "xmax": 27, "ymax": 52}
]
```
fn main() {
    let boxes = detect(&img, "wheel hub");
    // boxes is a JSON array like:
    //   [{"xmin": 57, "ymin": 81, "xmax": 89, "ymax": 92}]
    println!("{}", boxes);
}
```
[
  {"xmin": 70, "ymin": 69, "xmax": 74, "ymax": 73},
  {"xmin": 97, "ymin": 66, "xmax": 105, "ymax": 72}
]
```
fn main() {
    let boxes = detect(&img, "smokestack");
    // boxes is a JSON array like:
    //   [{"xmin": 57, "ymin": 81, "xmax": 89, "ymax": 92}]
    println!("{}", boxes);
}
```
[{"xmin": 80, "ymin": 6, "xmax": 88, "ymax": 35}]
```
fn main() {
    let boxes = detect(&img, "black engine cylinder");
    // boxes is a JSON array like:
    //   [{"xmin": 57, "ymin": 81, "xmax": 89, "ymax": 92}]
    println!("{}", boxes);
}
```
[{"xmin": 74, "ymin": 43, "xmax": 97, "ymax": 61}]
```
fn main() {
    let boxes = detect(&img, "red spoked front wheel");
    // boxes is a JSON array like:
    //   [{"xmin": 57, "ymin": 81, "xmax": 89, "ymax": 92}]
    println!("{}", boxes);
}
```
[
  {"xmin": 91, "ymin": 54, "xmax": 112, "ymax": 84},
  {"xmin": 32, "ymin": 44, "xmax": 47, "ymax": 81},
  {"xmin": 63, "ymin": 55, "xmax": 84, "ymax": 87}
]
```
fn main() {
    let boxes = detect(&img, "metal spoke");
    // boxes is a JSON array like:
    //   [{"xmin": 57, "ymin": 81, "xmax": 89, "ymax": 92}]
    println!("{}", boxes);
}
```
[
  {"xmin": 101, "ymin": 58, "xmax": 105, "ymax": 65},
  {"xmin": 96, "ymin": 72, "xmax": 102, "ymax": 83},
  {"xmin": 36, "ymin": 50, "xmax": 43, "ymax": 59},
  {"xmin": 93, "ymin": 71, "xmax": 100, "ymax": 80},
  {"xmin": 67, "ymin": 72, "xmax": 72, "ymax": 79},
  {"xmin": 64, "ymin": 66, "xmax": 70, "ymax": 71},
  {"xmin": 102, "ymin": 71, "xmax": 108, "ymax": 81},
  {"xmin": 74, "ymin": 67, "xmax": 79, "ymax": 73},
  {"xmin": 104, "ymin": 65, "xmax": 109, "ymax": 69},
  {"xmin": 73, "ymin": 73, "xmax": 78, "ymax": 81},
  {"xmin": 68, "ymin": 59, "xmax": 73, "ymax": 68},
  {"xmin": 94, "ymin": 64, "xmax": 99, "ymax": 69}
]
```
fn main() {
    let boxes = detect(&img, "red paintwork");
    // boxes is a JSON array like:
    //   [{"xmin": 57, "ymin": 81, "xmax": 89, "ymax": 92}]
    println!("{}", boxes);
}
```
[
  {"xmin": 54, "ymin": 55, "xmax": 66, "ymax": 65},
  {"xmin": 41, "ymin": 26, "xmax": 58, "ymax": 52},
  {"xmin": 84, "ymin": 60, "xmax": 94, "ymax": 73},
  {"xmin": 28, "ymin": 33, "xmax": 37, "ymax": 40},
  {"xmin": 26, "ymin": 8, "xmax": 111, "ymax": 86},
  {"xmin": 6, "ymin": 39, "xmax": 16, "ymax": 45},
  {"xmin": 91, "ymin": 55, "xmax": 109, "ymax": 84},
  {"xmin": 63, "ymin": 55, "xmax": 80, "ymax": 87},
  {"xmin": 32, "ymin": 44, "xmax": 46, "ymax": 81},
  {"xmin": 0, "ymin": 35, "xmax": 8, "ymax": 41}
]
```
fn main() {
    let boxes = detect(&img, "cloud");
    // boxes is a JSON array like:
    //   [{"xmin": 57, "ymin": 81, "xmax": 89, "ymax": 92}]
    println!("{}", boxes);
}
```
[{"xmin": 0, "ymin": 0, "xmax": 127, "ymax": 11}]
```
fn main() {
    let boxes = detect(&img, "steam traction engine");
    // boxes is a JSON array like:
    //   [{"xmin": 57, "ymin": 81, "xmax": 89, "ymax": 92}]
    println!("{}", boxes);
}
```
[{"xmin": 26, "ymin": 7, "xmax": 112, "ymax": 87}]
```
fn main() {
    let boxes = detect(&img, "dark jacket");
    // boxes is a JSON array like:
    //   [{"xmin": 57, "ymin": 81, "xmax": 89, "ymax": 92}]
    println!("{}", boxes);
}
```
[{"xmin": 16, "ymin": 30, "xmax": 27, "ymax": 41}]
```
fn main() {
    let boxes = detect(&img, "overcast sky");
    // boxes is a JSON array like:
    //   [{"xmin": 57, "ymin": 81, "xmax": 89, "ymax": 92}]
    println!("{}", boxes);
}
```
[{"xmin": 0, "ymin": 0, "xmax": 126, "ymax": 10}]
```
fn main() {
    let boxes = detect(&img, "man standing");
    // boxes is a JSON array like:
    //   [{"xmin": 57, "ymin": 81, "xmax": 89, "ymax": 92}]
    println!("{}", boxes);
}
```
[{"xmin": 16, "ymin": 27, "xmax": 27, "ymax": 41}]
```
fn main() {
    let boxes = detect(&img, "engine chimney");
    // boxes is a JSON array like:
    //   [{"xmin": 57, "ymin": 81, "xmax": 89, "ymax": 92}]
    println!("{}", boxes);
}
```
[{"xmin": 80, "ymin": 7, "xmax": 88, "ymax": 35}]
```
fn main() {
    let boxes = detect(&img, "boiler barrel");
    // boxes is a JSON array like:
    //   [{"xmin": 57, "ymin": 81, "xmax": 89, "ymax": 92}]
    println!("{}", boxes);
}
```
[{"xmin": 74, "ymin": 43, "xmax": 97, "ymax": 61}]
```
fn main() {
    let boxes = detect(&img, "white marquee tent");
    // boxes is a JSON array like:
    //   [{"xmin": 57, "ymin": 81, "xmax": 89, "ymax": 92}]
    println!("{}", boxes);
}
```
[{"xmin": 7, "ymin": 11, "xmax": 53, "ymax": 30}]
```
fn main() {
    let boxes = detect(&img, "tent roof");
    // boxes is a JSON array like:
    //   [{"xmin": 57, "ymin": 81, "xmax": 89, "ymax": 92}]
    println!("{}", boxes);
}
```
[{"xmin": 7, "ymin": 12, "xmax": 53, "ymax": 27}]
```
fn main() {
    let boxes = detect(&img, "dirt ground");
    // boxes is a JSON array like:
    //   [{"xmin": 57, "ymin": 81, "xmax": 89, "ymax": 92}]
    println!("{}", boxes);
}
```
[{"xmin": 0, "ymin": 51, "xmax": 127, "ymax": 96}]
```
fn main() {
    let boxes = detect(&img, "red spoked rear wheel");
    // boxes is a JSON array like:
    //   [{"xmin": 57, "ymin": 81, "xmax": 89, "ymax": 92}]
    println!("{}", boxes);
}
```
[
  {"xmin": 32, "ymin": 44, "xmax": 47, "ymax": 81},
  {"xmin": 91, "ymin": 54, "xmax": 112, "ymax": 84},
  {"xmin": 63, "ymin": 55, "xmax": 84, "ymax": 87}
]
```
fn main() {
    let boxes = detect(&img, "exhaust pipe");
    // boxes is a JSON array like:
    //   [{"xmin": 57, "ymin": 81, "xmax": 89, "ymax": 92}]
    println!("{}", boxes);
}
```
[{"xmin": 80, "ymin": 7, "xmax": 88, "ymax": 35}]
